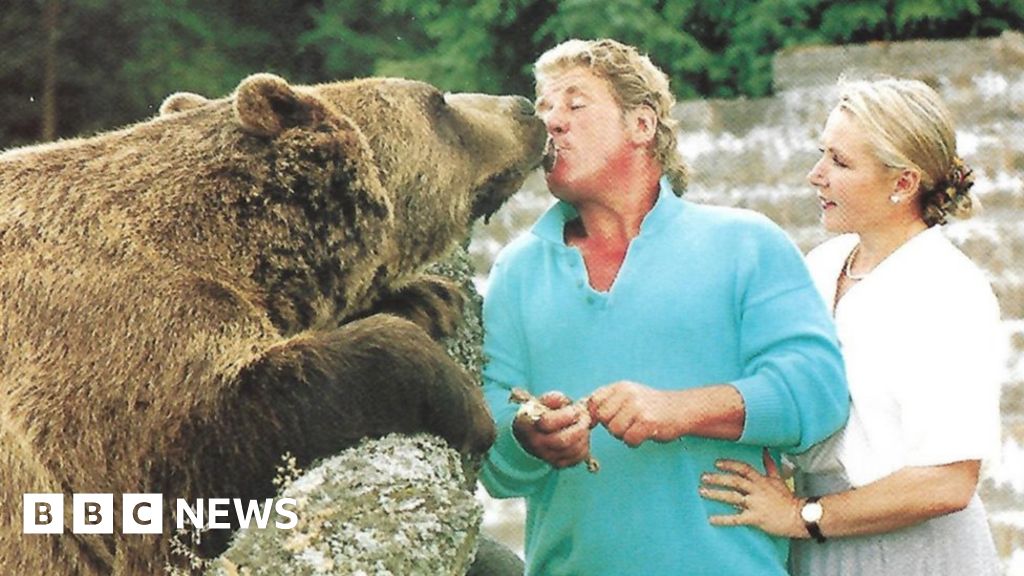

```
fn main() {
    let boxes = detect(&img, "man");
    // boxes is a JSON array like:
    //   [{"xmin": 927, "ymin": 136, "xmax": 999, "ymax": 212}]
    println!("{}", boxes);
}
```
[{"xmin": 479, "ymin": 39, "xmax": 850, "ymax": 575}]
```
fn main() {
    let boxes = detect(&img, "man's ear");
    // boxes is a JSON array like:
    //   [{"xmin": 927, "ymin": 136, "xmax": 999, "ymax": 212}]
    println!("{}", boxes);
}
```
[{"xmin": 627, "ymin": 105, "xmax": 658, "ymax": 147}]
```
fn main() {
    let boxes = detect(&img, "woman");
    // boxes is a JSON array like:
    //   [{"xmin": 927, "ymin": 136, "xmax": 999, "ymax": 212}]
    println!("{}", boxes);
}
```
[{"xmin": 699, "ymin": 78, "xmax": 1004, "ymax": 575}]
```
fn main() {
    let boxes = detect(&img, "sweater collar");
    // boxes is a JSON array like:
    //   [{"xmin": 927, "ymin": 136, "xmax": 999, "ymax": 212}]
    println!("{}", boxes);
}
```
[{"xmin": 531, "ymin": 176, "xmax": 683, "ymax": 245}]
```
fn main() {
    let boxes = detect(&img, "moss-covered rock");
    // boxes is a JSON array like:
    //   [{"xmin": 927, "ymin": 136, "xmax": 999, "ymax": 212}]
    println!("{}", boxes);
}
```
[{"xmin": 210, "ymin": 434, "xmax": 482, "ymax": 576}]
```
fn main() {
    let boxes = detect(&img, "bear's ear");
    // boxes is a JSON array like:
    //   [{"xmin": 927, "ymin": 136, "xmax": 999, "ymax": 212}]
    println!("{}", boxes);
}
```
[
  {"xmin": 159, "ymin": 92, "xmax": 210, "ymax": 116},
  {"xmin": 233, "ymin": 73, "xmax": 330, "ymax": 137}
]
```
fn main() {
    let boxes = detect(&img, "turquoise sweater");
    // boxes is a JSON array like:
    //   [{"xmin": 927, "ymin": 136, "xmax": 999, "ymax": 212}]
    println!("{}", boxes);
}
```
[{"xmin": 480, "ymin": 180, "xmax": 849, "ymax": 575}]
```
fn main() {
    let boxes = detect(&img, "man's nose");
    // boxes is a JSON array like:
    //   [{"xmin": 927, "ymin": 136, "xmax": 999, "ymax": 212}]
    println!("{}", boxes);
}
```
[{"xmin": 543, "ymin": 110, "xmax": 566, "ymax": 135}]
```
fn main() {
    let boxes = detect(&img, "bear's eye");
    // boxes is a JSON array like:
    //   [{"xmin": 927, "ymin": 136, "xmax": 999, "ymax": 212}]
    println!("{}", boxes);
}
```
[
  {"xmin": 423, "ymin": 90, "xmax": 462, "ymax": 146},
  {"xmin": 430, "ymin": 91, "xmax": 448, "ymax": 113}
]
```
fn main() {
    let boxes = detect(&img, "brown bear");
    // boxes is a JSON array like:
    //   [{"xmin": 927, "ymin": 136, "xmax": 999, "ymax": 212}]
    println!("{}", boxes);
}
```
[{"xmin": 0, "ymin": 73, "xmax": 545, "ymax": 574}]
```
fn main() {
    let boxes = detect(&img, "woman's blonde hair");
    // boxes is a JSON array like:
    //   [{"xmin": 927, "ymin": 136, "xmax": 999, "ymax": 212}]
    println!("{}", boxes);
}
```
[
  {"xmin": 837, "ymin": 77, "xmax": 975, "ymax": 226},
  {"xmin": 534, "ymin": 39, "xmax": 688, "ymax": 194}
]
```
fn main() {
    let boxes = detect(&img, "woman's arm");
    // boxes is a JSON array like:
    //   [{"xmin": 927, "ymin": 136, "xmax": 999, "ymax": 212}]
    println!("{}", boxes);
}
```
[{"xmin": 699, "ymin": 450, "xmax": 981, "ymax": 538}]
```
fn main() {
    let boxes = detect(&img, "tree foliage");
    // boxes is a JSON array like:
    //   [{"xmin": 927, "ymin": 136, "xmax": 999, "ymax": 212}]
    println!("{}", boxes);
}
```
[{"xmin": 1, "ymin": 0, "xmax": 1022, "ymax": 147}]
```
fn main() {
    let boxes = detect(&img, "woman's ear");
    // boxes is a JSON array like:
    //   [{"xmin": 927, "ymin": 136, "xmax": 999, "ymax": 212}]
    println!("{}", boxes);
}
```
[{"xmin": 893, "ymin": 168, "xmax": 922, "ymax": 201}]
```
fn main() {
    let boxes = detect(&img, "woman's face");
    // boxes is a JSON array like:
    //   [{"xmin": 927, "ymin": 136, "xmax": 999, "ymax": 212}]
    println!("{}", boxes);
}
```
[{"xmin": 807, "ymin": 107, "xmax": 900, "ymax": 235}]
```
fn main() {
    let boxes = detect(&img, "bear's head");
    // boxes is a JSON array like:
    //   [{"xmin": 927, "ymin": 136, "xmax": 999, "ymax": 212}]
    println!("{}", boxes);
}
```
[
  {"xmin": 156, "ymin": 74, "xmax": 546, "ymax": 328},
  {"xmin": 234, "ymin": 74, "xmax": 545, "ymax": 222}
]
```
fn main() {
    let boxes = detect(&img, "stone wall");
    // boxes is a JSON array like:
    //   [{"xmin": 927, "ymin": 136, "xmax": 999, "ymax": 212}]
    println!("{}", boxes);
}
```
[{"xmin": 471, "ymin": 31, "xmax": 1024, "ymax": 571}]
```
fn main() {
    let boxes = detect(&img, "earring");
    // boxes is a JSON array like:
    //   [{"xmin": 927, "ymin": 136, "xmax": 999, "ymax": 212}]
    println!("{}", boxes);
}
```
[{"xmin": 889, "ymin": 194, "xmax": 900, "ymax": 204}]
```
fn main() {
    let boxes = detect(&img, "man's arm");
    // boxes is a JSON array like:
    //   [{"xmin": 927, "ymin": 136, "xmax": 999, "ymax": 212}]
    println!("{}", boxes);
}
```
[
  {"xmin": 589, "ymin": 382, "xmax": 744, "ymax": 446},
  {"xmin": 478, "ymin": 257, "xmax": 558, "ymax": 497},
  {"xmin": 729, "ymin": 217, "xmax": 849, "ymax": 452},
  {"xmin": 590, "ymin": 217, "xmax": 848, "ymax": 452}
]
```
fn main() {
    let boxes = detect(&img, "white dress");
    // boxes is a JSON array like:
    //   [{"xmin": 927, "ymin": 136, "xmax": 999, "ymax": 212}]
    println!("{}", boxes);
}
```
[{"xmin": 788, "ymin": 227, "xmax": 1004, "ymax": 576}]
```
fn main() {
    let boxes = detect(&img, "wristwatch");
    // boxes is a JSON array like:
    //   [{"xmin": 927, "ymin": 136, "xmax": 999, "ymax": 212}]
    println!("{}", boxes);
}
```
[{"xmin": 800, "ymin": 497, "xmax": 827, "ymax": 543}]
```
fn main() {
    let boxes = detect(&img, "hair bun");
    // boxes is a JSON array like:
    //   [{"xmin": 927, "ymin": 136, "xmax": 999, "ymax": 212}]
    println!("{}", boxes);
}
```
[
  {"xmin": 948, "ymin": 157, "xmax": 975, "ymax": 197},
  {"xmin": 923, "ymin": 156, "xmax": 975, "ymax": 225}
]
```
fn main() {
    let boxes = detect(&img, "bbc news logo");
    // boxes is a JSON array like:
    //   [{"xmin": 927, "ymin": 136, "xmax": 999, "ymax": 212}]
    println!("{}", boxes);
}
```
[{"xmin": 23, "ymin": 493, "xmax": 298, "ymax": 534}]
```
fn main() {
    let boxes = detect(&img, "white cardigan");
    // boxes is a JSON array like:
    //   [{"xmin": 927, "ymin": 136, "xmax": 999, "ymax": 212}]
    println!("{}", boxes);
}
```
[{"xmin": 792, "ymin": 227, "xmax": 1004, "ymax": 487}]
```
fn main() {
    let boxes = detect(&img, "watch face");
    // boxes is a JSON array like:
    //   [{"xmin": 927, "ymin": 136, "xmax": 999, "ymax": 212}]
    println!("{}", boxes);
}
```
[{"xmin": 801, "ymin": 501, "xmax": 823, "ymax": 523}]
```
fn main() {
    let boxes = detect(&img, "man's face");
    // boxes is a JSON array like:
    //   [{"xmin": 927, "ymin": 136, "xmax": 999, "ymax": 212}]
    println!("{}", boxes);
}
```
[{"xmin": 536, "ymin": 67, "xmax": 634, "ymax": 201}]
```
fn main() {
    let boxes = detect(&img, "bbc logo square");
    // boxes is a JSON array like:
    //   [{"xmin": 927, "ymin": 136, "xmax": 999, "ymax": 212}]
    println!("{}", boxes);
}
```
[
  {"xmin": 23, "ymin": 494, "xmax": 63, "ymax": 534},
  {"xmin": 123, "ymin": 493, "xmax": 163, "ymax": 534},
  {"xmin": 73, "ymin": 493, "xmax": 114, "ymax": 534}
]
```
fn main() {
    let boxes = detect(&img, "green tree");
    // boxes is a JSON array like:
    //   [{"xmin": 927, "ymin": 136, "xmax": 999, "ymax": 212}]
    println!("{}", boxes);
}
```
[
  {"xmin": 1, "ymin": 0, "xmax": 322, "ymax": 148},
  {"xmin": 357, "ymin": 0, "xmax": 558, "ymax": 96},
  {"xmin": 3, "ymin": 0, "xmax": 1023, "ymax": 147}
]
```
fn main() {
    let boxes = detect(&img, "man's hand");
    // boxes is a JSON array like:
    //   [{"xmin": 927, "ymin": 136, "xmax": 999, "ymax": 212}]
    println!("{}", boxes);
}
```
[
  {"xmin": 588, "ymin": 381, "xmax": 684, "ymax": 447},
  {"xmin": 512, "ymin": 390, "xmax": 595, "ymax": 470},
  {"xmin": 589, "ymin": 381, "xmax": 745, "ymax": 446}
]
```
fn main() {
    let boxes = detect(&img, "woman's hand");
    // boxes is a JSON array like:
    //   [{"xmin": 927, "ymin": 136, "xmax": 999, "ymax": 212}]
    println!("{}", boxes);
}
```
[{"xmin": 699, "ymin": 448, "xmax": 807, "ymax": 538}]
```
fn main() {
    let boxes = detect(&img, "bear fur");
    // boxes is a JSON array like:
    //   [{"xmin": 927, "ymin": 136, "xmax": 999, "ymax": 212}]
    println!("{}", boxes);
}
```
[
  {"xmin": 202, "ymin": 247, "xmax": 524, "ymax": 575},
  {"xmin": 0, "ymin": 73, "xmax": 545, "ymax": 575}
]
